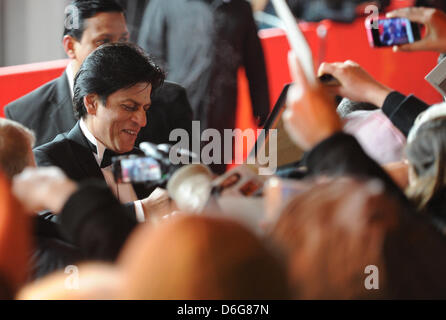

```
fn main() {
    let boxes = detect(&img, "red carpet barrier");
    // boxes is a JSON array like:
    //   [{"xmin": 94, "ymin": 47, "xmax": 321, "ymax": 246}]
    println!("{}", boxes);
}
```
[{"xmin": 0, "ymin": 59, "xmax": 69, "ymax": 117}]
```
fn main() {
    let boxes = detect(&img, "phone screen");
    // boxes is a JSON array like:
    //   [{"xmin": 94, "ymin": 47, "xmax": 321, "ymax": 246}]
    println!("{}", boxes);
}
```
[
  {"xmin": 120, "ymin": 157, "xmax": 162, "ymax": 183},
  {"xmin": 378, "ymin": 18, "xmax": 414, "ymax": 46},
  {"xmin": 367, "ymin": 17, "xmax": 420, "ymax": 47}
]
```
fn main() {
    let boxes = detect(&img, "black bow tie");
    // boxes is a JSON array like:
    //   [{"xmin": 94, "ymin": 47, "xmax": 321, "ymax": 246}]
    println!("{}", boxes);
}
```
[
  {"xmin": 84, "ymin": 137, "xmax": 139, "ymax": 168},
  {"xmin": 100, "ymin": 148, "xmax": 119, "ymax": 168}
]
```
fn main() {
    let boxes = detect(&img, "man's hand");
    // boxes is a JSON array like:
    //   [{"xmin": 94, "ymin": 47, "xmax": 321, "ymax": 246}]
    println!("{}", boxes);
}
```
[
  {"xmin": 318, "ymin": 60, "xmax": 392, "ymax": 107},
  {"xmin": 283, "ymin": 52, "xmax": 342, "ymax": 151},
  {"xmin": 12, "ymin": 167, "xmax": 78, "ymax": 214},
  {"xmin": 387, "ymin": 7, "xmax": 446, "ymax": 53},
  {"xmin": 140, "ymin": 188, "xmax": 177, "ymax": 223}
]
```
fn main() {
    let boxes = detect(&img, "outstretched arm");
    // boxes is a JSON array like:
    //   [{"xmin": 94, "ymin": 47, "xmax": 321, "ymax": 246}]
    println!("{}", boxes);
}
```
[
  {"xmin": 317, "ymin": 60, "xmax": 430, "ymax": 136},
  {"xmin": 318, "ymin": 60, "xmax": 392, "ymax": 107}
]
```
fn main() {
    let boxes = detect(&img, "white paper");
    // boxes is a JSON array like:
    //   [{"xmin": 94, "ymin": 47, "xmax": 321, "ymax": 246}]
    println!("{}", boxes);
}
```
[{"xmin": 271, "ymin": 0, "xmax": 316, "ymax": 84}]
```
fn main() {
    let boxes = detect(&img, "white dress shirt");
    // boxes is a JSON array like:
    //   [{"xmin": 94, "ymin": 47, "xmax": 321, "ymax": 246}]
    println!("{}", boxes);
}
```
[{"xmin": 66, "ymin": 62, "xmax": 76, "ymax": 100}]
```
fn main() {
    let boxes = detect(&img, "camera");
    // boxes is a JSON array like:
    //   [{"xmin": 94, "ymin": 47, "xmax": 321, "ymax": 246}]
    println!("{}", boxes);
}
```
[
  {"xmin": 113, "ymin": 155, "xmax": 163, "ymax": 184},
  {"xmin": 112, "ymin": 142, "xmax": 196, "ymax": 188}
]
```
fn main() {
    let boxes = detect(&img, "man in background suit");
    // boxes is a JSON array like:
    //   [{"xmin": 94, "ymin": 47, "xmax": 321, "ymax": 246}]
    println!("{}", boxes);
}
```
[
  {"xmin": 115, "ymin": 0, "xmax": 151, "ymax": 43},
  {"xmin": 34, "ymin": 43, "xmax": 166, "ymax": 223},
  {"xmin": 5, "ymin": 0, "xmax": 192, "ymax": 148},
  {"xmin": 138, "ymin": 0, "xmax": 270, "ymax": 173}
]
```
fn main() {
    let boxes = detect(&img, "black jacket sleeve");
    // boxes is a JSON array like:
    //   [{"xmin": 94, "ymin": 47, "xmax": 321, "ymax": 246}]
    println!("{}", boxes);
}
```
[
  {"xmin": 33, "ymin": 147, "xmax": 57, "ymax": 168},
  {"xmin": 381, "ymin": 91, "xmax": 430, "ymax": 137},
  {"xmin": 58, "ymin": 179, "xmax": 138, "ymax": 261},
  {"xmin": 242, "ymin": 1, "xmax": 270, "ymax": 126}
]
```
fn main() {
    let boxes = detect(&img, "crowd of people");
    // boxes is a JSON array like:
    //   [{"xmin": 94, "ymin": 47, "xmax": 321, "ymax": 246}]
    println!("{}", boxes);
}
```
[{"xmin": 2, "ymin": 0, "xmax": 446, "ymax": 299}]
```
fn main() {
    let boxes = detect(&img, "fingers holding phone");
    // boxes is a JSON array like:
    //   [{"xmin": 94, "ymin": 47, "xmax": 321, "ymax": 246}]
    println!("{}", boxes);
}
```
[
  {"xmin": 386, "ymin": 7, "xmax": 446, "ymax": 52},
  {"xmin": 365, "ymin": 15, "xmax": 421, "ymax": 49}
]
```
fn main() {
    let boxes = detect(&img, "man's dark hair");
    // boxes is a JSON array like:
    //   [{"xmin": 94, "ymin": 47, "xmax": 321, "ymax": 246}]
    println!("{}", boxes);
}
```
[
  {"xmin": 63, "ymin": 0, "xmax": 124, "ymax": 40},
  {"xmin": 73, "ymin": 43, "xmax": 165, "ymax": 119}
]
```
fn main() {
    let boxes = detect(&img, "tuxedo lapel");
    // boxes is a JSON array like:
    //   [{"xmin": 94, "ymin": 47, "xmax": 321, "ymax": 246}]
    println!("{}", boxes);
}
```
[
  {"xmin": 66, "ymin": 123, "xmax": 104, "ymax": 181},
  {"xmin": 48, "ymin": 73, "xmax": 77, "ymax": 134}
]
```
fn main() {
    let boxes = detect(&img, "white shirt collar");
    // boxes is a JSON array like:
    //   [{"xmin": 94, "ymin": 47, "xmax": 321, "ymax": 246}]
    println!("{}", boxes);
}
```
[
  {"xmin": 79, "ymin": 118, "xmax": 107, "ymax": 166},
  {"xmin": 66, "ymin": 61, "xmax": 75, "ymax": 99}
]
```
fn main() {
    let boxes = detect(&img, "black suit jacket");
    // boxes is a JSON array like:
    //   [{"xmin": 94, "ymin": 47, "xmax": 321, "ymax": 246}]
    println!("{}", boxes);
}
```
[
  {"xmin": 33, "ymin": 122, "xmax": 151, "ymax": 201},
  {"xmin": 5, "ymin": 71, "xmax": 193, "ymax": 147},
  {"xmin": 31, "ymin": 123, "xmax": 147, "ymax": 279},
  {"xmin": 5, "ymin": 73, "xmax": 75, "ymax": 146}
]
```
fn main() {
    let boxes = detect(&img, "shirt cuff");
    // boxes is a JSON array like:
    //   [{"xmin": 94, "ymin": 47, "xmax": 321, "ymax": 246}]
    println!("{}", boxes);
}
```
[{"xmin": 134, "ymin": 200, "xmax": 145, "ymax": 223}]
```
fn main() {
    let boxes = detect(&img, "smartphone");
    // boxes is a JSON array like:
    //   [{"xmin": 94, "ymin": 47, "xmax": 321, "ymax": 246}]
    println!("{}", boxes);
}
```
[
  {"xmin": 113, "ymin": 155, "xmax": 162, "ymax": 184},
  {"xmin": 365, "ymin": 17, "xmax": 421, "ymax": 48}
]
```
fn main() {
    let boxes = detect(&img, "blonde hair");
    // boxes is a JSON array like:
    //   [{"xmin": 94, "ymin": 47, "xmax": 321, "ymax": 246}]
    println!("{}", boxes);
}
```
[{"xmin": 405, "ymin": 116, "xmax": 446, "ymax": 212}]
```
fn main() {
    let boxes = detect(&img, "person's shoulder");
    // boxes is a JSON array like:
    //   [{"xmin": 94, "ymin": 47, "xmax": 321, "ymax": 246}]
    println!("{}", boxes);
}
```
[
  {"xmin": 4, "ymin": 75, "xmax": 65, "ymax": 118},
  {"xmin": 152, "ymin": 81, "xmax": 188, "ymax": 103},
  {"xmin": 33, "ymin": 132, "xmax": 72, "ymax": 169},
  {"xmin": 34, "ymin": 132, "xmax": 70, "ymax": 156},
  {"xmin": 155, "ymin": 80, "xmax": 185, "ymax": 95},
  {"xmin": 6, "ymin": 76, "xmax": 62, "ymax": 107}
]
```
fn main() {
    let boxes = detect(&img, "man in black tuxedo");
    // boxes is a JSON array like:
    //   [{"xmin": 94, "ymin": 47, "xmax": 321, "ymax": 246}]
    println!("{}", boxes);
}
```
[
  {"xmin": 4, "ymin": 0, "xmax": 192, "ymax": 147},
  {"xmin": 34, "ymin": 43, "xmax": 166, "ymax": 222}
]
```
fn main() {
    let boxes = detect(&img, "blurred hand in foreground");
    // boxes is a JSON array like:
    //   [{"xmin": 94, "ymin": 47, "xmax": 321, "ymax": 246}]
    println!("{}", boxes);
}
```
[
  {"xmin": 283, "ymin": 52, "xmax": 342, "ymax": 151},
  {"xmin": 12, "ymin": 167, "xmax": 78, "ymax": 214}
]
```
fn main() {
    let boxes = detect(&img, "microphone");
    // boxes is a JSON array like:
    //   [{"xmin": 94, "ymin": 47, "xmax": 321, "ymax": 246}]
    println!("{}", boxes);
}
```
[
  {"xmin": 139, "ymin": 142, "xmax": 164, "ymax": 160},
  {"xmin": 139, "ymin": 142, "xmax": 198, "ymax": 162}
]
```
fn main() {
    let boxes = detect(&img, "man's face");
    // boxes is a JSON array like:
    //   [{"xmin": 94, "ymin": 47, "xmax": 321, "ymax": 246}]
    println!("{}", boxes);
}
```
[
  {"xmin": 71, "ymin": 12, "xmax": 129, "ymax": 73},
  {"xmin": 88, "ymin": 83, "xmax": 152, "ymax": 154}
]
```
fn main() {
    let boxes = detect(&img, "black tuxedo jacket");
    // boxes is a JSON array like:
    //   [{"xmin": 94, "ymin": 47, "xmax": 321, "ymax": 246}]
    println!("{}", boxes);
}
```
[
  {"xmin": 5, "ymin": 72, "xmax": 193, "ymax": 147},
  {"xmin": 31, "ymin": 124, "xmax": 147, "ymax": 279},
  {"xmin": 33, "ymin": 122, "xmax": 151, "ymax": 201}
]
